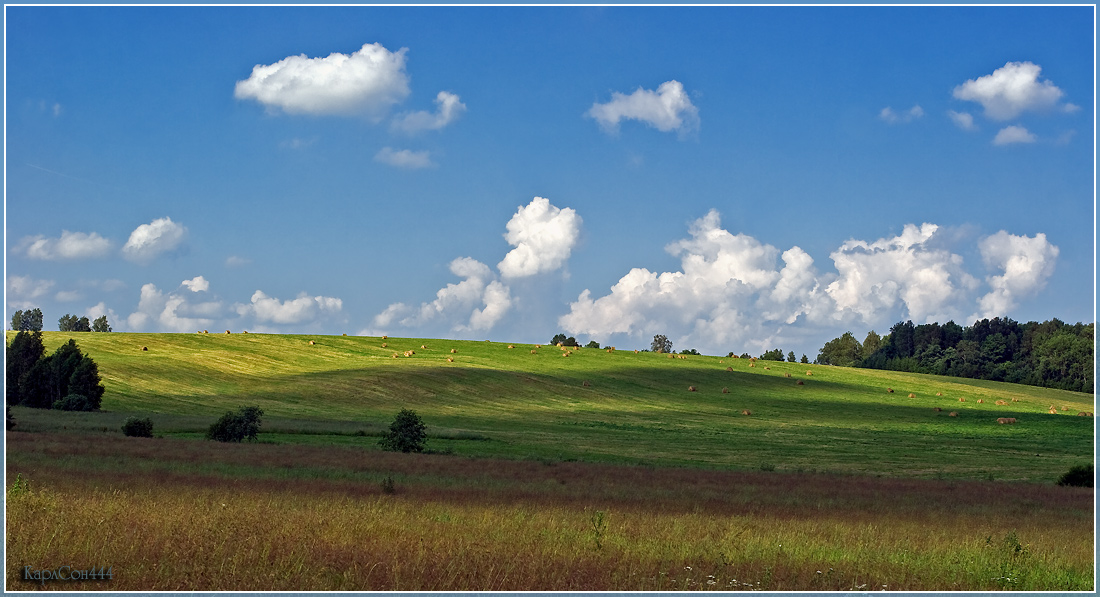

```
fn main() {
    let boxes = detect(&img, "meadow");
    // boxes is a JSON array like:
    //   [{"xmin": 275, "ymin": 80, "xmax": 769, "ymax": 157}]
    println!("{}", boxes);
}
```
[{"xmin": 5, "ymin": 331, "xmax": 1095, "ymax": 590}]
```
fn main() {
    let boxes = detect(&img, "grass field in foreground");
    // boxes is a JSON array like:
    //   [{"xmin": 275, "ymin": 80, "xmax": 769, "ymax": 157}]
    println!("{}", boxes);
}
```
[
  {"xmin": 5, "ymin": 431, "xmax": 1094, "ymax": 591},
  {"xmin": 8, "ymin": 331, "xmax": 1094, "ymax": 482}
]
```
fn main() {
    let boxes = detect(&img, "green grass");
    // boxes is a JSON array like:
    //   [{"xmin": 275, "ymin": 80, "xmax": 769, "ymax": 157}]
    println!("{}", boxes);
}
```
[{"xmin": 8, "ymin": 331, "xmax": 1093, "ymax": 482}]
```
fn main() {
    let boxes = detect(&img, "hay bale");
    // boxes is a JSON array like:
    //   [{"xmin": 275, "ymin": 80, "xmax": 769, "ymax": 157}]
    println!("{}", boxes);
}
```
[
  {"xmin": 688, "ymin": 386, "xmax": 697, "ymax": 392},
  {"xmin": 382, "ymin": 343, "xmax": 388, "ymax": 348},
  {"xmin": 342, "ymin": 333, "xmax": 347, "ymax": 336},
  {"xmin": 949, "ymin": 412, "xmax": 958, "ymax": 417},
  {"xmin": 243, "ymin": 331, "xmax": 249, "ymax": 334},
  {"xmin": 976, "ymin": 398, "xmax": 983, "ymax": 403},
  {"xmin": 727, "ymin": 366, "xmax": 733, "ymax": 372},
  {"xmin": 1048, "ymin": 408, "xmax": 1057, "ymax": 414},
  {"xmin": 203, "ymin": 330, "xmax": 208, "ymax": 334},
  {"xmin": 556, "ymin": 342, "xmax": 563, "ymax": 347},
  {"xmin": 936, "ymin": 392, "xmax": 942, "ymax": 396},
  {"xmin": 392, "ymin": 353, "xmax": 398, "ymax": 359},
  {"xmin": 562, "ymin": 352, "xmax": 569, "ymax": 357},
  {"xmin": 1061, "ymin": 406, "xmax": 1068, "ymax": 411},
  {"xmin": 422, "ymin": 345, "xmax": 428, "ymax": 349},
  {"xmin": 796, "ymin": 380, "xmax": 804, "ymax": 386},
  {"xmin": 582, "ymin": 381, "xmax": 590, "ymax": 387},
  {"xmin": 995, "ymin": 400, "xmax": 1007, "ymax": 406},
  {"xmin": 508, "ymin": 345, "xmax": 514, "ymax": 349},
  {"xmin": 535, "ymin": 344, "xmax": 541, "ymax": 348},
  {"xmin": 958, "ymin": 398, "xmax": 966, "ymax": 402},
  {"xmin": 784, "ymin": 372, "xmax": 791, "ymax": 378},
  {"xmin": 732, "ymin": 354, "xmax": 740, "ymax": 359},
  {"xmin": 668, "ymin": 354, "xmax": 674, "ymax": 359},
  {"xmin": 805, "ymin": 371, "xmax": 813, "ymax": 376},
  {"xmin": 225, "ymin": 330, "xmax": 231, "ymax": 334},
  {"xmin": 933, "ymin": 407, "xmax": 942, "ymax": 412},
  {"xmin": 887, "ymin": 388, "xmax": 894, "ymax": 393},
  {"xmin": 530, "ymin": 350, "xmax": 537, "ymax": 354},
  {"xmin": 750, "ymin": 357, "xmax": 756, "ymax": 362},
  {"xmin": 741, "ymin": 409, "xmax": 751, "ymax": 416},
  {"xmin": 905, "ymin": 393, "xmax": 915, "ymax": 398},
  {"xmin": 309, "ymin": 341, "xmax": 315, "ymax": 346},
  {"xmin": 446, "ymin": 356, "xmax": 454, "ymax": 363},
  {"xmin": 450, "ymin": 349, "xmax": 457, "ymax": 354},
  {"xmin": 764, "ymin": 366, "xmax": 770, "ymax": 370},
  {"xmin": 1011, "ymin": 398, "xmax": 1019, "ymax": 402},
  {"xmin": 382, "ymin": 335, "xmax": 388, "ymax": 339},
  {"xmin": 140, "ymin": 346, "xmax": 148, "ymax": 351},
  {"xmin": 749, "ymin": 363, "xmax": 755, "ymax": 368},
  {"xmin": 722, "ymin": 387, "xmax": 729, "ymax": 394},
  {"xmin": 1078, "ymin": 412, "xmax": 1088, "ymax": 417},
  {"xmin": 997, "ymin": 417, "xmax": 1009, "ymax": 424}
]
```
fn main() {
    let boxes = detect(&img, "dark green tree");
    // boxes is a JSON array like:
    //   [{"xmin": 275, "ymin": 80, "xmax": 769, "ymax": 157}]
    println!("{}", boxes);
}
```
[
  {"xmin": 680, "ymin": 348, "xmax": 700, "ymax": 355},
  {"xmin": 92, "ymin": 316, "xmax": 112, "ymax": 333},
  {"xmin": 800, "ymin": 354, "xmax": 809, "ymax": 364},
  {"xmin": 550, "ymin": 333, "xmax": 578, "ymax": 347},
  {"xmin": 759, "ymin": 348, "xmax": 785, "ymax": 361},
  {"xmin": 817, "ymin": 332, "xmax": 862, "ymax": 366},
  {"xmin": 651, "ymin": 335, "xmax": 672, "ymax": 354},
  {"xmin": 11, "ymin": 308, "xmax": 44, "ymax": 332},
  {"xmin": 585, "ymin": 340, "xmax": 600, "ymax": 349},
  {"xmin": 861, "ymin": 330, "xmax": 882, "ymax": 360},
  {"xmin": 379, "ymin": 408, "xmax": 427, "ymax": 453},
  {"xmin": 122, "ymin": 417, "xmax": 154, "ymax": 438},
  {"xmin": 66, "ymin": 356, "xmax": 104, "ymax": 410},
  {"xmin": 6, "ymin": 331, "xmax": 45, "ymax": 405},
  {"xmin": 207, "ymin": 406, "xmax": 264, "ymax": 442},
  {"xmin": 1056, "ymin": 464, "xmax": 1094, "ymax": 488},
  {"xmin": 787, "ymin": 351, "xmax": 796, "ymax": 363}
]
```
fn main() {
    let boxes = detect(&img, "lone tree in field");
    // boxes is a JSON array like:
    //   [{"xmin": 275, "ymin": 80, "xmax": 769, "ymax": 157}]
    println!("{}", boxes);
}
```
[
  {"xmin": 207, "ymin": 406, "xmax": 264, "ymax": 442},
  {"xmin": 651, "ymin": 334, "xmax": 672, "ymax": 354},
  {"xmin": 379, "ymin": 408, "xmax": 427, "ymax": 453}
]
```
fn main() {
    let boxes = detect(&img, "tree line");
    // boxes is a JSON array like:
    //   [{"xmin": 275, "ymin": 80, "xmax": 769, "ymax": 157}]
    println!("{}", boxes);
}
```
[
  {"xmin": 10, "ymin": 308, "xmax": 111, "ymax": 332},
  {"xmin": 816, "ymin": 318, "xmax": 1094, "ymax": 393},
  {"xmin": 6, "ymin": 331, "xmax": 105, "ymax": 410}
]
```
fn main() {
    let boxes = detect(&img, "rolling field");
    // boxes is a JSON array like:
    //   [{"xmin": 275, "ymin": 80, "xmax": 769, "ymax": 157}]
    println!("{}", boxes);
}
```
[{"xmin": 5, "ymin": 331, "xmax": 1095, "ymax": 590}]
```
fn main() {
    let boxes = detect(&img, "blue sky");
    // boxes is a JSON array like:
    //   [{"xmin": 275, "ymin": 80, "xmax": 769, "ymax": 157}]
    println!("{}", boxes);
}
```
[{"xmin": 4, "ymin": 5, "xmax": 1094, "ymax": 358}]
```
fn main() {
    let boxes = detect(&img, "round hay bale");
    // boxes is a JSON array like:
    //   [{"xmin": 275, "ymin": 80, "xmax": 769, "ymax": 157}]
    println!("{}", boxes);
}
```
[
  {"xmin": 342, "ymin": 333, "xmax": 347, "ymax": 336},
  {"xmin": 796, "ymin": 380, "xmax": 804, "ymax": 386},
  {"xmin": 203, "ymin": 330, "xmax": 208, "ymax": 334},
  {"xmin": 582, "ymin": 381, "xmax": 590, "ymax": 387},
  {"xmin": 1077, "ymin": 412, "xmax": 1088, "ymax": 417},
  {"xmin": 805, "ymin": 371, "xmax": 813, "ymax": 376},
  {"xmin": 722, "ymin": 387, "xmax": 729, "ymax": 394},
  {"xmin": 446, "ymin": 356, "xmax": 454, "ymax": 363},
  {"xmin": 750, "ymin": 357, "xmax": 756, "ymax": 363},
  {"xmin": 392, "ymin": 353, "xmax": 398, "ymax": 359},
  {"xmin": 741, "ymin": 409, "xmax": 751, "ymax": 416},
  {"xmin": 726, "ymin": 366, "xmax": 733, "ymax": 372},
  {"xmin": 382, "ymin": 335, "xmax": 388, "ymax": 339},
  {"xmin": 958, "ymin": 398, "xmax": 966, "ymax": 402},
  {"xmin": 382, "ymin": 343, "xmax": 387, "ymax": 348},
  {"xmin": 908, "ymin": 393, "xmax": 916, "ymax": 398},
  {"xmin": 784, "ymin": 372, "xmax": 791, "ymax": 378},
  {"xmin": 556, "ymin": 342, "xmax": 563, "ymax": 347},
  {"xmin": 749, "ymin": 363, "xmax": 755, "ymax": 368},
  {"xmin": 535, "ymin": 344, "xmax": 541, "ymax": 348},
  {"xmin": 1011, "ymin": 398, "xmax": 1019, "ymax": 402},
  {"xmin": 140, "ymin": 346, "xmax": 148, "ymax": 351},
  {"xmin": 887, "ymin": 388, "xmax": 894, "ymax": 393},
  {"xmin": 949, "ymin": 412, "xmax": 958, "ymax": 417},
  {"xmin": 933, "ymin": 407, "xmax": 942, "ymax": 412},
  {"xmin": 1061, "ymin": 406, "xmax": 1068, "ymax": 411},
  {"xmin": 225, "ymin": 330, "xmax": 231, "ymax": 334},
  {"xmin": 309, "ymin": 341, "xmax": 315, "ymax": 345},
  {"xmin": 668, "ymin": 354, "xmax": 674, "ymax": 359},
  {"xmin": 764, "ymin": 366, "xmax": 770, "ymax": 370},
  {"xmin": 1048, "ymin": 408, "xmax": 1057, "ymax": 414},
  {"xmin": 562, "ymin": 352, "xmax": 569, "ymax": 357},
  {"xmin": 936, "ymin": 392, "xmax": 942, "ymax": 396},
  {"xmin": 688, "ymin": 386, "xmax": 697, "ymax": 392},
  {"xmin": 243, "ymin": 331, "xmax": 249, "ymax": 334},
  {"xmin": 530, "ymin": 349, "xmax": 537, "ymax": 354},
  {"xmin": 422, "ymin": 345, "xmax": 428, "ymax": 349},
  {"xmin": 508, "ymin": 345, "xmax": 514, "ymax": 349},
  {"xmin": 450, "ymin": 348, "xmax": 457, "ymax": 354}
]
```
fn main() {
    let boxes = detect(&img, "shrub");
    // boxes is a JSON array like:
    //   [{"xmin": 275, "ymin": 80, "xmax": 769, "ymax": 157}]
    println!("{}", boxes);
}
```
[
  {"xmin": 206, "ymin": 406, "xmax": 264, "ymax": 442},
  {"xmin": 1056, "ymin": 464, "xmax": 1094, "ymax": 487},
  {"xmin": 52, "ymin": 393, "xmax": 95, "ymax": 411},
  {"xmin": 379, "ymin": 408, "xmax": 427, "ymax": 453},
  {"xmin": 585, "ymin": 340, "xmax": 600, "ymax": 349},
  {"xmin": 122, "ymin": 417, "xmax": 154, "ymax": 438}
]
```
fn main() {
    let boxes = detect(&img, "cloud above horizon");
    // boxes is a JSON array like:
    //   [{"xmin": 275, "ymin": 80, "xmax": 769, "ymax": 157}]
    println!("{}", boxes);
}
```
[
  {"xmin": 374, "ymin": 147, "xmax": 434, "ymax": 169},
  {"xmin": 879, "ymin": 105, "xmax": 924, "ymax": 124},
  {"xmin": 587, "ymin": 80, "xmax": 699, "ymax": 137},
  {"xmin": 235, "ymin": 290, "xmax": 343, "ymax": 326},
  {"xmin": 234, "ymin": 42, "xmax": 411, "ymax": 119},
  {"xmin": 953, "ymin": 61, "xmax": 1076, "ymax": 120},
  {"xmin": 122, "ymin": 217, "xmax": 187, "ymax": 264},
  {"xmin": 16, "ymin": 230, "xmax": 112, "ymax": 260},
  {"xmin": 498, "ymin": 197, "xmax": 582, "ymax": 279},
  {"xmin": 992, "ymin": 125, "xmax": 1037, "ymax": 146},
  {"xmin": 391, "ymin": 91, "xmax": 467, "ymax": 134}
]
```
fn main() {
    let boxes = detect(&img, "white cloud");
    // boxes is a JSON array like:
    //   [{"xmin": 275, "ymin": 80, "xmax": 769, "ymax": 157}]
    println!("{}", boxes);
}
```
[
  {"xmin": 126, "ymin": 283, "xmax": 224, "ymax": 333},
  {"xmin": 373, "ymin": 257, "xmax": 511, "ymax": 334},
  {"xmin": 122, "ymin": 217, "xmax": 187, "ymax": 264},
  {"xmin": 235, "ymin": 290, "xmax": 343, "ymax": 325},
  {"xmin": 953, "ymin": 61, "xmax": 1070, "ymax": 120},
  {"xmin": 17, "ymin": 230, "xmax": 112, "ymax": 260},
  {"xmin": 587, "ymin": 80, "xmax": 699, "ymax": 137},
  {"xmin": 374, "ymin": 147, "xmax": 434, "ymax": 169},
  {"xmin": 826, "ymin": 223, "xmax": 978, "ymax": 324},
  {"xmin": 234, "ymin": 42, "xmax": 411, "ymax": 119},
  {"xmin": 7, "ymin": 275, "xmax": 54, "ymax": 310},
  {"xmin": 879, "ymin": 105, "xmax": 924, "ymax": 124},
  {"xmin": 391, "ymin": 91, "xmax": 466, "ymax": 133},
  {"xmin": 55, "ymin": 290, "xmax": 83, "ymax": 302},
  {"xmin": 497, "ymin": 197, "xmax": 582, "ymax": 279},
  {"xmin": 85, "ymin": 302, "xmax": 120, "ymax": 328},
  {"xmin": 225, "ymin": 255, "xmax": 252, "ymax": 268},
  {"xmin": 181, "ymin": 276, "xmax": 210, "ymax": 292},
  {"xmin": 992, "ymin": 125, "xmax": 1037, "ymax": 146},
  {"xmin": 973, "ymin": 231, "xmax": 1059, "ymax": 319},
  {"xmin": 947, "ymin": 110, "xmax": 977, "ymax": 131}
]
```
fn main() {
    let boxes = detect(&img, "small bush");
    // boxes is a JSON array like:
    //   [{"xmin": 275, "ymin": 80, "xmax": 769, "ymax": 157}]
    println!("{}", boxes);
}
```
[
  {"xmin": 122, "ymin": 417, "xmax": 154, "ymax": 438},
  {"xmin": 379, "ymin": 408, "xmax": 427, "ymax": 453},
  {"xmin": 1056, "ymin": 463, "xmax": 1094, "ymax": 487},
  {"xmin": 207, "ymin": 406, "xmax": 264, "ymax": 443},
  {"xmin": 381, "ymin": 475, "xmax": 396, "ymax": 494},
  {"xmin": 52, "ymin": 393, "xmax": 95, "ymax": 411}
]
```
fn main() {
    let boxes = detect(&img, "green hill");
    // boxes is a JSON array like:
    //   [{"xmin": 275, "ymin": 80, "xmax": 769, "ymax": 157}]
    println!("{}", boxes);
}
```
[{"xmin": 9, "ymin": 331, "xmax": 1095, "ymax": 483}]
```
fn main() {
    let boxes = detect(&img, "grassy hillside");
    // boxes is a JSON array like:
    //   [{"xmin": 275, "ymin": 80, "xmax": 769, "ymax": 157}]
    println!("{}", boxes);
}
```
[{"xmin": 10, "ymin": 331, "xmax": 1094, "ymax": 483}]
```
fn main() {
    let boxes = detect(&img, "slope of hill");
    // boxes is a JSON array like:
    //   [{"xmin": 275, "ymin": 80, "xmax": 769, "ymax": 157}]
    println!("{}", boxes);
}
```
[{"xmin": 8, "ymin": 331, "xmax": 1095, "ymax": 482}]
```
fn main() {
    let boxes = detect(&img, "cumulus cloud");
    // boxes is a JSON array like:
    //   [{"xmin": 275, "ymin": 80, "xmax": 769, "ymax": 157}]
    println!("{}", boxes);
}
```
[
  {"xmin": 374, "ymin": 147, "xmax": 434, "ymax": 169},
  {"xmin": 225, "ymin": 255, "xmax": 251, "ymax": 268},
  {"xmin": 825, "ymin": 224, "xmax": 979, "ymax": 325},
  {"xmin": 973, "ymin": 231, "xmax": 1059, "ymax": 319},
  {"xmin": 373, "ymin": 257, "xmax": 509, "ymax": 333},
  {"xmin": 181, "ymin": 276, "xmax": 210, "ymax": 292},
  {"xmin": 7, "ymin": 275, "xmax": 54, "ymax": 310},
  {"xmin": 992, "ymin": 125, "xmax": 1037, "ymax": 146},
  {"xmin": 16, "ymin": 230, "xmax": 112, "ymax": 260},
  {"xmin": 498, "ymin": 197, "xmax": 583, "ymax": 279},
  {"xmin": 587, "ymin": 80, "xmax": 699, "ymax": 137},
  {"xmin": 235, "ymin": 290, "xmax": 343, "ymax": 325},
  {"xmin": 234, "ymin": 43, "xmax": 411, "ymax": 119},
  {"xmin": 879, "ymin": 105, "xmax": 924, "ymax": 124},
  {"xmin": 55, "ymin": 290, "xmax": 83, "ymax": 302},
  {"xmin": 391, "ymin": 91, "xmax": 466, "ymax": 133},
  {"xmin": 126, "ymin": 283, "xmax": 225, "ymax": 333},
  {"xmin": 85, "ymin": 302, "xmax": 120, "ymax": 329},
  {"xmin": 122, "ymin": 217, "xmax": 187, "ymax": 264},
  {"xmin": 953, "ymin": 61, "xmax": 1072, "ymax": 120},
  {"xmin": 947, "ymin": 110, "xmax": 977, "ymax": 131}
]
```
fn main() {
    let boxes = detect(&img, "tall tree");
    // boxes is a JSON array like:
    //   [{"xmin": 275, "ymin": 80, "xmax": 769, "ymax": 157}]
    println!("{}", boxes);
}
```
[
  {"xmin": 651, "ymin": 334, "xmax": 672, "ymax": 354},
  {"xmin": 5, "ymin": 331, "xmax": 45, "ymax": 405},
  {"xmin": 816, "ymin": 332, "xmax": 862, "ymax": 366},
  {"xmin": 92, "ymin": 316, "xmax": 112, "ymax": 333},
  {"xmin": 11, "ymin": 308, "xmax": 43, "ymax": 332},
  {"xmin": 787, "ymin": 351, "xmax": 797, "ymax": 363}
]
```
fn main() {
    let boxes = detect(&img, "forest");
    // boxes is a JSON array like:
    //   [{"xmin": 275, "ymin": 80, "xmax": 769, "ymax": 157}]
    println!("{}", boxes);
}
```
[{"xmin": 816, "ymin": 318, "xmax": 1094, "ymax": 393}]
